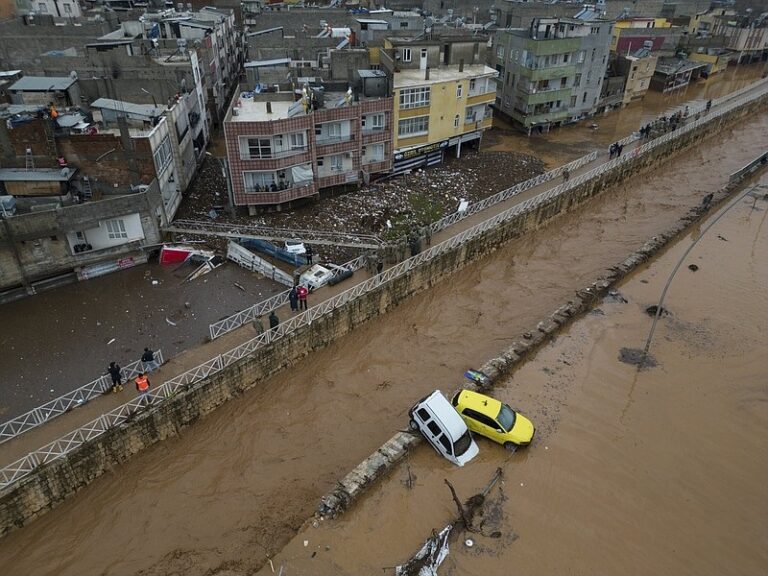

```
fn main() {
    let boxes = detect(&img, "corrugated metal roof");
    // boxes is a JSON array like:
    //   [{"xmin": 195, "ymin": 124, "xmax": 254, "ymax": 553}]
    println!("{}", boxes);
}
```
[
  {"xmin": 245, "ymin": 58, "xmax": 291, "ymax": 68},
  {"xmin": 91, "ymin": 98, "xmax": 165, "ymax": 118},
  {"xmin": 9, "ymin": 76, "xmax": 76, "ymax": 92},
  {"xmin": 0, "ymin": 168, "xmax": 77, "ymax": 181}
]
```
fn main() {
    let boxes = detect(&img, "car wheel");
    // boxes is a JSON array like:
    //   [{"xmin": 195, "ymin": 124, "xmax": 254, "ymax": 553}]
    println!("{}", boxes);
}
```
[
  {"xmin": 504, "ymin": 442, "xmax": 517, "ymax": 453},
  {"xmin": 409, "ymin": 419, "xmax": 419, "ymax": 431}
]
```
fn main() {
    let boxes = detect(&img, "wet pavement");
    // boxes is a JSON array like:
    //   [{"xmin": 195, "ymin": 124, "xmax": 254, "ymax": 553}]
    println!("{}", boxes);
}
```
[
  {"xmin": 0, "ymin": 98, "xmax": 764, "ymax": 575},
  {"xmin": 0, "ymin": 261, "xmax": 283, "ymax": 419}
]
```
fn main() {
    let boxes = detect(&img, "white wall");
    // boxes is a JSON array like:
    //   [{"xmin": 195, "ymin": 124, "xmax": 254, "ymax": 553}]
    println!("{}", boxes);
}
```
[{"xmin": 67, "ymin": 212, "xmax": 145, "ymax": 252}]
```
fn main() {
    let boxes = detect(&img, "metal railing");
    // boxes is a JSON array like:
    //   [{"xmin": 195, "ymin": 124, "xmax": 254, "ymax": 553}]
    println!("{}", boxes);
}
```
[
  {"xmin": 208, "ymin": 254, "xmax": 368, "ymax": 340},
  {"xmin": 164, "ymin": 219, "xmax": 385, "ymax": 250},
  {"xmin": 2, "ymin": 80, "xmax": 766, "ymax": 491},
  {"xmin": 0, "ymin": 350, "xmax": 164, "ymax": 446}
]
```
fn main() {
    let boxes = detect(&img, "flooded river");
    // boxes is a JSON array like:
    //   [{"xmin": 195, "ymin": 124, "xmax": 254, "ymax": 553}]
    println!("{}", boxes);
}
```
[
  {"xmin": 268, "ymin": 172, "xmax": 768, "ymax": 575},
  {"xmin": 0, "ymin": 99, "xmax": 765, "ymax": 574}
]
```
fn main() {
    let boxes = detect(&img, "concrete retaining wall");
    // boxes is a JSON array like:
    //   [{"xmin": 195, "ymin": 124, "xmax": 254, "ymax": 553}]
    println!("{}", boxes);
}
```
[{"xmin": 1, "ymin": 93, "xmax": 766, "ymax": 537}]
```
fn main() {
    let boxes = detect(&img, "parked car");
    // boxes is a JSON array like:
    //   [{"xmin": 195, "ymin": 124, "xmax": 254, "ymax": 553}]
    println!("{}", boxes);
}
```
[
  {"xmin": 451, "ymin": 389, "xmax": 535, "ymax": 450},
  {"xmin": 284, "ymin": 240, "xmax": 307, "ymax": 255},
  {"xmin": 299, "ymin": 264, "xmax": 334, "ymax": 291},
  {"xmin": 409, "ymin": 390, "xmax": 479, "ymax": 466}
]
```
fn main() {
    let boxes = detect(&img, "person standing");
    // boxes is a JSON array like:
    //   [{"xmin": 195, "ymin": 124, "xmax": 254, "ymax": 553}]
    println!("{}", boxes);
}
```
[
  {"xmin": 297, "ymin": 284, "xmax": 308, "ymax": 310},
  {"xmin": 141, "ymin": 347, "xmax": 159, "ymax": 372},
  {"xmin": 135, "ymin": 372, "xmax": 151, "ymax": 405},
  {"xmin": 288, "ymin": 286, "xmax": 299, "ymax": 312},
  {"xmin": 253, "ymin": 315, "xmax": 265, "ymax": 334},
  {"xmin": 562, "ymin": 168, "xmax": 570, "ymax": 182},
  {"xmin": 376, "ymin": 260, "xmax": 384, "ymax": 275},
  {"xmin": 305, "ymin": 245, "xmax": 314, "ymax": 265},
  {"xmin": 107, "ymin": 362, "xmax": 123, "ymax": 393},
  {"xmin": 617, "ymin": 144, "xmax": 624, "ymax": 157},
  {"xmin": 269, "ymin": 310, "xmax": 280, "ymax": 329}
]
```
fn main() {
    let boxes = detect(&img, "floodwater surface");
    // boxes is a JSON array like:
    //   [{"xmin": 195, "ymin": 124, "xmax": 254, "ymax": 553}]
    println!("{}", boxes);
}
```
[
  {"xmin": 269, "ymin": 172, "xmax": 768, "ymax": 576},
  {"xmin": 0, "ymin": 114, "xmax": 766, "ymax": 575}
]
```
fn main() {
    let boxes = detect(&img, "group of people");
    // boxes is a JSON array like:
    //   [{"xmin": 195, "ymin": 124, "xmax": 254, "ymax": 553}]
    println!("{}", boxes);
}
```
[
  {"xmin": 288, "ymin": 284, "xmax": 309, "ymax": 312},
  {"xmin": 251, "ymin": 181, "xmax": 291, "ymax": 193},
  {"xmin": 106, "ymin": 347, "xmax": 160, "ymax": 402},
  {"xmin": 609, "ymin": 142, "xmax": 624, "ymax": 159}
]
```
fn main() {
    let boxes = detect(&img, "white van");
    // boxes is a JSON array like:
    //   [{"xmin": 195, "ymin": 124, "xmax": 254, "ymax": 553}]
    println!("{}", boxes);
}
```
[{"xmin": 408, "ymin": 390, "xmax": 479, "ymax": 466}]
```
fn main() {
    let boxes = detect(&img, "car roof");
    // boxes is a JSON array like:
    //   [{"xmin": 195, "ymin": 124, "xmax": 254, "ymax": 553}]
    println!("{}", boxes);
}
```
[
  {"xmin": 454, "ymin": 389, "xmax": 502, "ymax": 417},
  {"xmin": 423, "ymin": 390, "xmax": 468, "ymax": 440}
]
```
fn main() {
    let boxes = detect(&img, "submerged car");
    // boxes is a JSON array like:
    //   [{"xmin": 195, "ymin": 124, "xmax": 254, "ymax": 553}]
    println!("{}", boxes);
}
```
[
  {"xmin": 451, "ymin": 389, "xmax": 535, "ymax": 450},
  {"xmin": 284, "ymin": 240, "xmax": 307, "ymax": 255},
  {"xmin": 409, "ymin": 390, "xmax": 479, "ymax": 467}
]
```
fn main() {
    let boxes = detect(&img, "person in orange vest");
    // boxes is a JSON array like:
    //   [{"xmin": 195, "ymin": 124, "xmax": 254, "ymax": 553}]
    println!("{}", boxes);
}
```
[{"xmin": 135, "ymin": 372, "xmax": 151, "ymax": 404}]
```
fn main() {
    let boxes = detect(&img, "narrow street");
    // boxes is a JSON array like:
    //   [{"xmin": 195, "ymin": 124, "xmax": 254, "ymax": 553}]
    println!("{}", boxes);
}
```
[{"xmin": 0, "ymin": 104, "xmax": 764, "ymax": 575}]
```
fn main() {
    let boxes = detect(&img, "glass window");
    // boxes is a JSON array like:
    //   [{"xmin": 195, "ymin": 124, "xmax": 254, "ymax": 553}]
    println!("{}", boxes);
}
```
[
  {"xmin": 330, "ymin": 154, "xmax": 343, "ymax": 171},
  {"xmin": 454, "ymin": 114, "xmax": 460, "ymax": 128},
  {"xmin": 398, "ymin": 115, "xmax": 429, "ymax": 136},
  {"xmin": 453, "ymin": 431, "xmax": 473, "ymax": 456},
  {"xmin": 399, "ymin": 86, "xmax": 430, "ymax": 109},
  {"xmin": 427, "ymin": 420, "xmax": 441, "ymax": 436},
  {"xmin": 417, "ymin": 408, "xmax": 430, "ymax": 421},
  {"xmin": 438, "ymin": 434, "xmax": 452, "ymax": 454},
  {"xmin": 246, "ymin": 138, "xmax": 271, "ymax": 159},
  {"xmin": 402, "ymin": 48, "xmax": 412, "ymax": 62},
  {"xmin": 497, "ymin": 404, "xmax": 517, "ymax": 432},
  {"xmin": 63, "ymin": 3, "xmax": 72, "ymax": 13},
  {"xmin": 104, "ymin": 219, "xmax": 127, "ymax": 240},
  {"xmin": 289, "ymin": 132, "xmax": 305, "ymax": 149},
  {"xmin": 152, "ymin": 135, "xmax": 173, "ymax": 174},
  {"xmin": 244, "ymin": 171, "xmax": 275, "ymax": 192},
  {"xmin": 456, "ymin": 83, "xmax": 463, "ymax": 98}
]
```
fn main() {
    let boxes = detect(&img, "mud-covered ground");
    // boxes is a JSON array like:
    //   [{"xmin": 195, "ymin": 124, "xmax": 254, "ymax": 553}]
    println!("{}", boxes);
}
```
[{"xmin": 175, "ymin": 148, "xmax": 545, "ymax": 260}]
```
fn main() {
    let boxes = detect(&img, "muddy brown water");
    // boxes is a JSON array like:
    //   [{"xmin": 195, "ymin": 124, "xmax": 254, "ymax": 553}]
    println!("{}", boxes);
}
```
[
  {"xmin": 0, "ymin": 109, "xmax": 766, "ymax": 575},
  {"xmin": 267, "ymin": 172, "xmax": 768, "ymax": 576}
]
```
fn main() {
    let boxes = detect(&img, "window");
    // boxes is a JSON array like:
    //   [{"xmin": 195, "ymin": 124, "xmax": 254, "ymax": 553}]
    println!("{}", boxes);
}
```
[
  {"xmin": 421, "ymin": 48, "xmax": 427, "ymax": 59},
  {"xmin": 244, "ymin": 171, "xmax": 275, "ymax": 191},
  {"xmin": 398, "ymin": 116, "xmax": 429, "ymax": 137},
  {"xmin": 63, "ymin": 3, "xmax": 72, "ymax": 13},
  {"xmin": 38, "ymin": 2, "xmax": 48, "ymax": 12},
  {"xmin": 417, "ymin": 408, "xmax": 430, "ymax": 421},
  {"xmin": 591, "ymin": 48, "xmax": 596, "ymax": 61},
  {"xmin": 402, "ymin": 48, "xmax": 412, "ymax": 62},
  {"xmin": 456, "ymin": 83, "xmax": 463, "ymax": 98},
  {"xmin": 399, "ymin": 86, "xmax": 430, "ymax": 109},
  {"xmin": 591, "ymin": 26, "xmax": 600, "ymax": 34},
  {"xmin": 582, "ymin": 92, "xmax": 587, "ymax": 103},
  {"xmin": 469, "ymin": 78, "xmax": 476, "ymax": 92},
  {"xmin": 496, "ymin": 44, "xmax": 504, "ymax": 59},
  {"xmin": 462, "ymin": 408, "xmax": 498, "ymax": 430},
  {"xmin": 328, "ymin": 123, "xmax": 341, "ymax": 138},
  {"xmin": 465, "ymin": 107, "xmax": 476, "ymax": 123},
  {"xmin": 400, "ymin": 21, "xmax": 409, "ymax": 28},
  {"xmin": 245, "ymin": 137, "xmax": 271, "ymax": 159},
  {"xmin": 574, "ymin": 73, "xmax": 582, "ymax": 86},
  {"xmin": 330, "ymin": 154, "xmax": 343, "ymax": 171},
  {"xmin": 105, "ymin": 219, "xmax": 127, "ymax": 240},
  {"xmin": 363, "ymin": 113, "xmax": 385, "ymax": 130},
  {"xmin": 560, "ymin": 77, "xmax": 567, "ymax": 88},
  {"xmin": 289, "ymin": 132, "xmax": 305, "ymax": 149},
  {"xmin": 426, "ymin": 421, "xmax": 441, "ymax": 436},
  {"xmin": 153, "ymin": 135, "xmax": 173, "ymax": 174},
  {"xmin": 577, "ymin": 50, "xmax": 585, "ymax": 63},
  {"xmin": 363, "ymin": 143, "xmax": 384, "ymax": 162},
  {"xmin": 570, "ymin": 95, "xmax": 577, "ymax": 108},
  {"xmin": 437, "ymin": 434, "xmax": 452, "ymax": 454},
  {"xmin": 454, "ymin": 114, "xmax": 460, "ymax": 128}
]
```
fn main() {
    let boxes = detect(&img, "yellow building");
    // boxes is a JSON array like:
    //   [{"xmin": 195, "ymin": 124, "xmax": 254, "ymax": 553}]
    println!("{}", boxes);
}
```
[
  {"xmin": 611, "ymin": 17, "xmax": 673, "ymax": 53},
  {"xmin": 381, "ymin": 36, "xmax": 497, "ymax": 172},
  {"xmin": 689, "ymin": 49, "xmax": 730, "ymax": 76}
]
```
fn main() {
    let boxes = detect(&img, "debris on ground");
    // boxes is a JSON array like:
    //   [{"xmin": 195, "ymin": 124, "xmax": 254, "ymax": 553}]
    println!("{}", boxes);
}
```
[{"xmin": 175, "ymin": 150, "xmax": 545, "ymax": 262}]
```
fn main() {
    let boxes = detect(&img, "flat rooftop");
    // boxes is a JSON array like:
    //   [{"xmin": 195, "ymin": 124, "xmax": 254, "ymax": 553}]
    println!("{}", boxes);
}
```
[
  {"xmin": 393, "ymin": 65, "xmax": 497, "ymax": 89},
  {"xmin": 232, "ymin": 90, "xmax": 385, "ymax": 122},
  {"xmin": 0, "ymin": 168, "xmax": 77, "ymax": 182}
]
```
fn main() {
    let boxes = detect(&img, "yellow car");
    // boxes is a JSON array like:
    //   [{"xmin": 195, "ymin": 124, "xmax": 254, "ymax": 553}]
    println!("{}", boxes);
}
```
[{"xmin": 451, "ymin": 389, "xmax": 535, "ymax": 450}]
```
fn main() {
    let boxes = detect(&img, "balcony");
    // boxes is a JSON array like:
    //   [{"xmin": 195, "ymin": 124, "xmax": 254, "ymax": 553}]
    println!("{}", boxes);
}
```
[
  {"xmin": 314, "ymin": 134, "xmax": 354, "ymax": 145},
  {"xmin": 518, "ymin": 64, "xmax": 578, "ymax": 81},
  {"xmin": 317, "ymin": 170, "xmax": 359, "ymax": 189},
  {"xmin": 524, "ymin": 37, "xmax": 581, "ymax": 56},
  {"xmin": 516, "ymin": 86, "xmax": 572, "ymax": 106},
  {"xmin": 510, "ymin": 107, "xmax": 571, "ymax": 128},
  {"xmin": 242, "ymin": 180, "xmax": 317, "ymax": 205}
]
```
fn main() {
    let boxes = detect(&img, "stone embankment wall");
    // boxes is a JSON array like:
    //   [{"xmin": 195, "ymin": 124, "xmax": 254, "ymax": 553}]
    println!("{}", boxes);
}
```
[{"xmin": 1, "ymin": 93, "xmax": 766, "ymax": 537}]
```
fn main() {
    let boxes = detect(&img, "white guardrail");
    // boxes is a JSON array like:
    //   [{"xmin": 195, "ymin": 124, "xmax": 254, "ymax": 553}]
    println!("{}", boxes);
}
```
[
  {"xmin": 2, "ymin": 80, "xmax": 767, "ymax": 490},
  {"xmin": 0, "ymin": 350, "xmax": 164, "ymax": 446}
]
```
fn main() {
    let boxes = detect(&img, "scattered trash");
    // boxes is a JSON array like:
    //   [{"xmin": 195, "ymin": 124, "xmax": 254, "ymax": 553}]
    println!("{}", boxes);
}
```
[
  {"xmin": 688, "ymin": 264, "xmax": 699, "ymax": 272},
  {"xmin": 234, "ymin": 282, "xmax": 246, "ymax": 291},
  {"xmin": 645, "ymin": 305, "xmax": 669, "ymax": 317},
  {"xmin": 395, "ymin": 525, "xmax": 452, "ymax": 576},
  {"xmin": 151, "ymin": 280, "xmax": 159, "ymax": 286},
  {"xmin": 464, "ymin": 538, "xmax": 474, "ymax": 548},
  {"xmin": 107, "ymin": 338, "xmax": 116, "ymax": 345},
  {"xmin": 717, "ymin": 234, "xmax": 728, "ymax": 242},
  {"xmin": 303, "ymin": 540, "xmax": 309, "ymax": 547},
  {"xmin": 464, "ymin": 369, "xmax": 490, "ymax": 386},
  {"xmin": 165, "ymin": 317, "xmax": 177, "ymax": 326},
  {"xmin": 207, "ymin": 209, "xmax": 219, "ymax": 219}
]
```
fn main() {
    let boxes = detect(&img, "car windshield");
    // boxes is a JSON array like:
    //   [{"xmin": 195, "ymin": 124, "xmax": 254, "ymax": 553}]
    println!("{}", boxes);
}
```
[
  {"xmin": 497, "ymin": 404, "xmax": 516, "ymax": 432},
  {"xmin": 453, "ymin": 430, "xmax": 473, "ymax": 456}
]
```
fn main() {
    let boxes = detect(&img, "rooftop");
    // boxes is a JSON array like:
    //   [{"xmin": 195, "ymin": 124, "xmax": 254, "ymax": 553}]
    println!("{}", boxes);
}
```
[
  {"xmin": 0, "ymin": 168, "xmax": 77, "ymax": 182},
  {"xmin": 91, "ymin": 98, "xmax": 166, "ymax": 119},
  {"xmin": 9, "ymin": 76, "xmax": 77, "ymax": 92},
  {"xmin": 393, "ymin": 65, "xmax": 497, "ymax": 89}
]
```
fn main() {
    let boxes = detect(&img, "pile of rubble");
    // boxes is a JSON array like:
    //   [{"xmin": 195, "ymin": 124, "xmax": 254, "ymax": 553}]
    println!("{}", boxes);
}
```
[{"xmin": 177, "ymin": 149, "xmax": 545, "ymax": 260}]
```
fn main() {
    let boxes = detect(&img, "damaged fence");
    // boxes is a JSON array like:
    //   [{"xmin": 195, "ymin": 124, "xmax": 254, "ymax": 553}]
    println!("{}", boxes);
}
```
[
  {"xmin": 2, "ymin": 79, "xmax": 767, "ymax": 492},
  {"xmin": 0, "ymin": 350, "xmax": 164, "ymax": 446}
]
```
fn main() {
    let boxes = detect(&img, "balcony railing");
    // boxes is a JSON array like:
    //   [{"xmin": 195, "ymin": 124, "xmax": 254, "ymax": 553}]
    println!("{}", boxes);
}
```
[
  {"xmin": 241, "ymin": 146, "xmax": 309, "ymax": 161},
  {"xmin": 315, "ymin": 134, "xmax": 354, "ymax": 145},
  {"xmin": 245, "ymin": 179, "xmax": 313, "ymax": 195}
]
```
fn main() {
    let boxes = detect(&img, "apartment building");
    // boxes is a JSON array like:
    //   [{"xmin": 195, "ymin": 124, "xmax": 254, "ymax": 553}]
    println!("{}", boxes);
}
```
[
  {"xmin": 224, "ymin": 75, "xmax": 393, "ymax": 212},
  {"xmin": 615, "ymin": 45, "xmax": 658, "ymax": 105},
  {"xmin": 491, "ymin": 16, "xmax": 613, "ymax": 133},
  {"xmin": 381, "ymin": 35, "xmax": 497, "ymax": 172},
  {"xmin": 611, "ymin": 17, "xmax": 680, "ymax": 56}
]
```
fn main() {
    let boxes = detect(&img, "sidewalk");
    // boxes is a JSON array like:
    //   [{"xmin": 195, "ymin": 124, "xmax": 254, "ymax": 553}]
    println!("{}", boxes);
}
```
[{"xmin": 0, "ymin": 82, "xmax": 761, "ymax": 469}]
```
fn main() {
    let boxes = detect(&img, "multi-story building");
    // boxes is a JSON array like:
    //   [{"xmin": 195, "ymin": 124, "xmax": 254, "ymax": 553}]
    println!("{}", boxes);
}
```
[
  {"xmin": 650, "ymin": 57, "xmax": 706, "ymax": 93},
  {"xmin": 491, "ymin": 16, "xmax": 613, "ymax": 134},
  {"xmin": 611, "ymin": 17, "xmax": 680, "ymax": 56},
  {"xmin": 381, "ymin": 34, "xmax": 497, "ymax": 172},
  {"xmin": 688, "ymin": 48, "xmax": 731, "ymax": 76},
  {"xmin": 18, "ymin": 0, "xmax": 82, "ymax": 18},
  {"xmin": 616, "ymin": 45, "xmax": 658, "ymax": 105},
  {"xmin": 224, "ymin": 75, "xmax": 393, "ymax": 212},
  {"xmin": 712, "ymin": 16, "xmax": 768, "ymax": 63}
]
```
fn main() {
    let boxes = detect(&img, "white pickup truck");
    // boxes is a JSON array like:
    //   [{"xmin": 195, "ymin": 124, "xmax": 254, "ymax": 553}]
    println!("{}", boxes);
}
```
[{"xmin": 299, "ymin": 263, "xmax": 354, "ymax": 291}]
